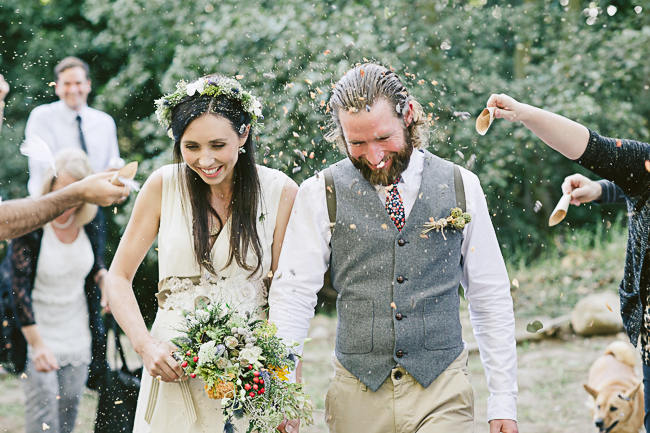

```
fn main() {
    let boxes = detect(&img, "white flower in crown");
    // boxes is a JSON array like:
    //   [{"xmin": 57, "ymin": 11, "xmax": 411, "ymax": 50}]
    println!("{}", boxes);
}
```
[
  {"xmin": 251, "ymin": 99, "xmax": 263, "ymax": 117},
  {"xmin": 186, "ymin": 78, "xmax": 206, "ymax": 97}
]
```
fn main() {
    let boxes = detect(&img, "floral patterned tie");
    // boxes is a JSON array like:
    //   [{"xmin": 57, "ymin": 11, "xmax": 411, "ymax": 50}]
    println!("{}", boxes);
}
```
[{"xmin": 385, "ymin": 176, "xmax": 405, "ymax": 231}]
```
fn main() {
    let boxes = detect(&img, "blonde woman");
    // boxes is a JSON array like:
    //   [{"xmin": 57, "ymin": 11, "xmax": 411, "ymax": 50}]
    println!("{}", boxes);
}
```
[{"xmin": 11, "ymin": 148, "xmax": 108, "ymax": 433}]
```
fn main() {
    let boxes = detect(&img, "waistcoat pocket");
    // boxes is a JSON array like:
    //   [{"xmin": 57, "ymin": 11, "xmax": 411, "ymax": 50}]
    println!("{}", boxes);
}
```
[
  {"xmin": 423, "ymin": 293, "xmax": 462, "ymax": 350},
  {"xmin": 336, "ymin": 299, "xmax": 374, "ymax": 354}
]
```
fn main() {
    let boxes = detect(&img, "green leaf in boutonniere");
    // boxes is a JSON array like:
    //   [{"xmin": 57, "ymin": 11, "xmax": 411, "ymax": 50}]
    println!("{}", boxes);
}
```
[{"xmin": 421, "ymin": 207, "xmax": 472, "ymax": 240}]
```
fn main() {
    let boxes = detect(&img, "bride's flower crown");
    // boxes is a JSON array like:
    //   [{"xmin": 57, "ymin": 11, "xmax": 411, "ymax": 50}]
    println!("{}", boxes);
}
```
[{"xmin": 155, "ymin": 76, "xmax": 264, "ymax": 137}]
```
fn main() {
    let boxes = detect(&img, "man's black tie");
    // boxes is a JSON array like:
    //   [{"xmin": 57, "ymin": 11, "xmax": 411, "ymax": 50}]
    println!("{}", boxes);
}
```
[{"xmin": 75, "ymin": 114, "xmax": 88, "ymax": 153}]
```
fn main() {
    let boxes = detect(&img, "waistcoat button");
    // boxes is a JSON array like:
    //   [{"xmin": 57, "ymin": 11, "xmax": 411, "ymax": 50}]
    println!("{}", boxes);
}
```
[
  {"xmin": 396, "ymin": 275, "xmax": 405, "ymax": 284},
  {"xmin": 396, "ymin": 349, "xmax": 404, "ymax": 358},
  {"xmin": 395, "ymin": 312, "xmax": 403, "ymax": 320},
  {"xmin": 397, "ymin": 238, "xmax": 406, "ymax": 246}
]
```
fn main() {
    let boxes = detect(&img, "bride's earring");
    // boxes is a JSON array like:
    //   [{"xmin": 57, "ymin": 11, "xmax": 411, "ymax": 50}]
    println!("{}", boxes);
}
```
[{"xmin": 238, "ymin": 146, "xmax": 246, "ymax": 154}]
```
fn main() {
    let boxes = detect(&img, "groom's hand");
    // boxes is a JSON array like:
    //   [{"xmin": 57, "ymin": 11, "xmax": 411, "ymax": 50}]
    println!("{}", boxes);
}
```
[{"xmin": 489, "ymin": 419, "xmax": 518, "ymax": 433}]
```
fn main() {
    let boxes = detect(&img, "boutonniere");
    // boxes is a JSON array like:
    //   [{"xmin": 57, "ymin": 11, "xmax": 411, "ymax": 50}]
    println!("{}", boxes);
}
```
[{"xmin": 421, "ymin": 207, "xmax": 471, "ymax": 240}]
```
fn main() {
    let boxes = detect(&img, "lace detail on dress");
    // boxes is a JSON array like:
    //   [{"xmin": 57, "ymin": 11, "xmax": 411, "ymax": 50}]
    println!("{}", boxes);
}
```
[{"xmin": 157, "ymin": 270, "xmax": 267, "ymax": 317}]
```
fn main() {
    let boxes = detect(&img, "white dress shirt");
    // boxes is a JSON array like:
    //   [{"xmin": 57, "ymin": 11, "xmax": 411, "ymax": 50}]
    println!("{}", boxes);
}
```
[
  {"xmin": 268, "ymin": 149, "xmax": 518, "ymax": 421},
  {"xmin": 25, "ymin": 100, "xmax": 120, "ymax": 196}
]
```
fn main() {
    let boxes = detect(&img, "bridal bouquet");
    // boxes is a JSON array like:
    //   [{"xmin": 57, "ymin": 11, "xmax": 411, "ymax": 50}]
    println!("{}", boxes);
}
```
[{"xmin": 171, "ymin": 301, "xmax": 313, "ymax": 433}]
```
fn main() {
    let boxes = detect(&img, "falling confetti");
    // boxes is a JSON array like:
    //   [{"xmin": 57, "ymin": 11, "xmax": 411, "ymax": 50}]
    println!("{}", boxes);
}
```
[
  {"xmin": 293, "ymin": 149, "xmax": 305, "ymax": 161},
  {"xmin": 511, "ymin": 278, "xmax": 520, "ymax": 289},
  {"xmin": 453, "ymin": 111, "xmax": 471, "ymax": 121},
  {"xmin": 526, "ymin": 320, "xmax": 543, "ymax": 333},
  {"xmin": 533, "ymin": 200, "xmax": 543, "ymax": 213},
  {"xmin": 349, "ymin": 224, "xmax": 357, "ymax": 230},
  {"xmin": 42, "ymin": 423, "xmax": 50, "ymax": 431},
  {"xmin": 235, "ymin": 74, "xmax": 244, "ymax": 80}
]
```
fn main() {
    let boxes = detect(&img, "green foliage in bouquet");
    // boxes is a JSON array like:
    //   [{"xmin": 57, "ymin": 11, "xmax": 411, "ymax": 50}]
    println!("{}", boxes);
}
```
[{"xmin": 171, "ymin": 301, "xmax": 313, "ymax": 433}]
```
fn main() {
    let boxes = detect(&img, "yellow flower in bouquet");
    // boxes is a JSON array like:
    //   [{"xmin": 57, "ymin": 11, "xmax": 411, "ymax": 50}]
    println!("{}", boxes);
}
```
[
  {"xmin": 205, "ymin": 380, "xmax": 235, "ymax": 399},
  {"xmin": 268, "ymin": 365, "xmax": 291, "ymax": 382}
]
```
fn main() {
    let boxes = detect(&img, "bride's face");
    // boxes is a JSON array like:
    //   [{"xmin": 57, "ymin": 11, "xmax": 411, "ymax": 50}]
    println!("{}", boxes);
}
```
[{"xmin": 180, "ymin": 114, "xmax": 249, "ymax": 189}]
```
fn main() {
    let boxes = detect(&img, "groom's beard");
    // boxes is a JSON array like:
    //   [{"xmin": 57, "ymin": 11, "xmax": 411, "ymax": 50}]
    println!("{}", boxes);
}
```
[{"xmin": 350, "ymin": 142, "xmax": 413, "ymax": 186}]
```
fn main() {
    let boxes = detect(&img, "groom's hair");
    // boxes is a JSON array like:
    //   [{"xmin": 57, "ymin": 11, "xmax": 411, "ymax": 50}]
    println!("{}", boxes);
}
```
[{"xmin": 325, "ymin": 63, "xmax": 428, "ymax": 152}]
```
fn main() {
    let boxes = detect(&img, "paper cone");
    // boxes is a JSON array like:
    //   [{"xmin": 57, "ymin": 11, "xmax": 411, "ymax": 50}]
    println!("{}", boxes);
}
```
[
  {"xmin": 548, "ymin": 194, "xmax": 572, "ymax": 227},
  {"xmin": 475, "ymin": 107, "xmax": 495, "ymax": 136},
  {"xmin": 111, "ymin": 161, "xmax": 138, "ymax": 186}
]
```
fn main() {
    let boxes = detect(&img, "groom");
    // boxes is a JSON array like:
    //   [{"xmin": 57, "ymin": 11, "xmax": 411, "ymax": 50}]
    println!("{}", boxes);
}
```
[{"xmin": 269, "ymin": 63, "xmax": 518, "ymax": 433}]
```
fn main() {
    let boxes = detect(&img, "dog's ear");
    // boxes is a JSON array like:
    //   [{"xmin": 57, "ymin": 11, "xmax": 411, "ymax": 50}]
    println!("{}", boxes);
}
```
[
  {"xmin": 584, "ymin": 384, "xmax": 598, "ymax": 398},
  {"xmin": 623, "ymin": 381, "xmax": 642, "ymax": 400}
]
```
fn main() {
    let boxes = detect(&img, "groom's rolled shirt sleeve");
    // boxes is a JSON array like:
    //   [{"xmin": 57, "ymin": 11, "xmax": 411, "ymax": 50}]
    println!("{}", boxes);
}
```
[
  {"xmin": 268, "ymin": 174, "xmax": 331, "ymax": 354},
  {"xmin": 459, "ymin": 169, "xmax": 518, "ymax": 422}
]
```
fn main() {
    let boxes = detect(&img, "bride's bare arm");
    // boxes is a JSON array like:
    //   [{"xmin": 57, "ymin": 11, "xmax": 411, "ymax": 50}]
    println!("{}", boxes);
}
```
[
  {"xmin": 270, "ymin": 178, "xmax": 299, "ymax": 273},
  {"xmin": 105, "ymin": 169, "xmax": 183, "ymax": 381}
]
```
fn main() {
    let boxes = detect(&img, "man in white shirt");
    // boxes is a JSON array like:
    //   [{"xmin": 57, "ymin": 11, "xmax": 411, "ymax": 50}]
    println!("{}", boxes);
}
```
[
  {"xmin": 25, "ymin": 56, "xmax": 120, "ymax": 197},
  {"xmin": 269, "ymin": 63, "xmax": 518, "ymax": 433}
]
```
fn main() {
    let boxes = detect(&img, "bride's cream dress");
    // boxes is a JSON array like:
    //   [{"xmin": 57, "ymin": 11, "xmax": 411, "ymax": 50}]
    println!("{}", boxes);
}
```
[{"xmin": 131, "ymin": 163, "xmax": 289, "ymax": 433}]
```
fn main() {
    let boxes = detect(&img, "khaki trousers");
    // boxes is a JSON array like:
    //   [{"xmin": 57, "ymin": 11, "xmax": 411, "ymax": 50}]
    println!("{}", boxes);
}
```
[{"xmin": 324, "ymin": 349, "xmax": 474, "ymax": 433}]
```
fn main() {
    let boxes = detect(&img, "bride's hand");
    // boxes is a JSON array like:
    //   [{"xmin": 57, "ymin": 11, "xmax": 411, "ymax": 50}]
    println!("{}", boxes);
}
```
[
  {"xmin": 277, "ymin": 417, "xmax": 300, "ymax": 433},
  {"xmin": 139, "ymin": 337, "xmax": 184, "ymax": 382}
]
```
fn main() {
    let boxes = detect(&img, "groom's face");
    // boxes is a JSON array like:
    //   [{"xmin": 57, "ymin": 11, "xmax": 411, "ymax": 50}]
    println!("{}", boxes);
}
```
[{"xmin": 339, "ymin": 98, "xmax": 413, "ymax": 186}]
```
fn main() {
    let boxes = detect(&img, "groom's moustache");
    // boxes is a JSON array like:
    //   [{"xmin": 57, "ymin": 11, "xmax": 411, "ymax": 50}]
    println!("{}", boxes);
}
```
[{"xmin": 349, "ymin": 146, "xmax": 412, "ymax": 186}]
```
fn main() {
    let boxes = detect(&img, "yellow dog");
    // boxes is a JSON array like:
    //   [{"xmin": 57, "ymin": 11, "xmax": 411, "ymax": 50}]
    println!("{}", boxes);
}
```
[{"xmin": 584, "ymin": 341, "xmax": 644, "ymax": 433}]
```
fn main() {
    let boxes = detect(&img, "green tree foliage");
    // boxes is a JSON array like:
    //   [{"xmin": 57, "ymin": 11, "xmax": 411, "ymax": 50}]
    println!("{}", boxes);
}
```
[{"xmin": 1, "ymin": 0, "xmax": 648, "ymax": 317}]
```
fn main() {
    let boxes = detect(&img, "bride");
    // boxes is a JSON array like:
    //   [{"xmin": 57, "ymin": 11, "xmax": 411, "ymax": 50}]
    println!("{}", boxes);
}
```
[{"xmin": 104, "ymin": 75, "xmax": 297, "ymax": 432}]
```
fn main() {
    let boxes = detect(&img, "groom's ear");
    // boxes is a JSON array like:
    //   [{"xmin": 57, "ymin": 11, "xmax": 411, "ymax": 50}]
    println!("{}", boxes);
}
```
[{"xmin": 403, "ymin": 101, "xmax": 414, "ymax": 127}]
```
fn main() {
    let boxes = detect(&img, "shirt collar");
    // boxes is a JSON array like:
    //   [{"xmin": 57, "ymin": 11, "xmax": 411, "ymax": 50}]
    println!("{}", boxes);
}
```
[
  {"xmin": 399, "ymin": 148, "xmax": 424, "ymax": 187},
  {"xmin": 56, "ymin": 100, "xmax": 89, "ymax": 121}
]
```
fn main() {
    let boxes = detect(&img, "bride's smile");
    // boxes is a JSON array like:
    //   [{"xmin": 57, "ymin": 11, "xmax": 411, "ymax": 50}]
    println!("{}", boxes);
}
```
[{"xmin": 180, "ymin": 113, "xmax": 249, "ymax": 191}]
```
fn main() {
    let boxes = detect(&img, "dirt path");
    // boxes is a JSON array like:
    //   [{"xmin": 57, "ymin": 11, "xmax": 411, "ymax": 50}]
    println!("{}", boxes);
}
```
[{"xmin": 0, "ymin": 315, "xmax": 637, "ymax": 433}]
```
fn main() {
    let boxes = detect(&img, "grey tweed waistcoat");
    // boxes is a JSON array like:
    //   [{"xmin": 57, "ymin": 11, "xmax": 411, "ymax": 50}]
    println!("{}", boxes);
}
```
[{"xmin": 330, "ymin": 150, "xmax": 464, "ymax": 392}]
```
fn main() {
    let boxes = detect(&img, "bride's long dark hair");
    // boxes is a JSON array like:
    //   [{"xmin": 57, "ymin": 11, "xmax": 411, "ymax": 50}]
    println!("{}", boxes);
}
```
[{"xmin": 169, "ymin": 78, "xmax": 262, "ymax": 277}]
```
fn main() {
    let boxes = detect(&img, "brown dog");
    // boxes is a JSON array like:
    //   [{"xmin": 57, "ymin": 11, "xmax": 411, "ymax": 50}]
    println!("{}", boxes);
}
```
[{"xmin": 584, "ymin": 341, "xmax": 644, "ymax": 433}]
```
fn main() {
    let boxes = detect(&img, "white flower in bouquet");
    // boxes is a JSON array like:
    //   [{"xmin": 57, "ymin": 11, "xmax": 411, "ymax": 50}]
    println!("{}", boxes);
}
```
[
  {"xmin": 215, "ymin": 356, "xmax": 230, "ymax": 369},
  {"xmin": 186, "ymin": 315, "xmax": 199, "ymax": 328},
  {"xmin": 197, "ymin": 341, "xmax": 218, "ymax": 366},
  {"xmin": 224, "ymin": 336, "xmax": 239, "ymax": 349},
  {"xmin": 238, "ymin": 346, "xmax": 263, "ymax": 365},
  {"xmin": 196, "ymin": 309, "xmax": 211, "ymax": 324}
]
